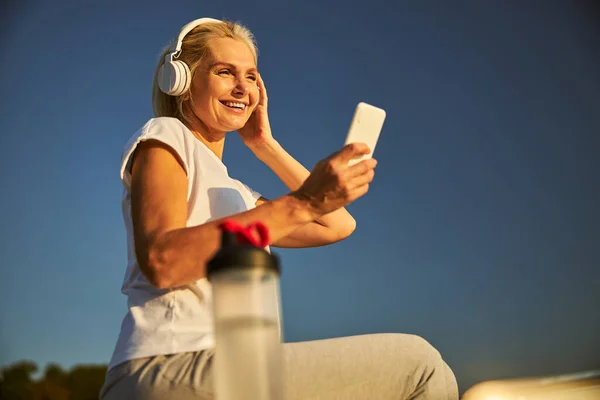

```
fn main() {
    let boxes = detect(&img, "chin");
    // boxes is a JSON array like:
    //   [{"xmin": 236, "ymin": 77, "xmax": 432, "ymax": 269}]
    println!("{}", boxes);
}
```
[
  {"xmin": 203, "ymin": 116, "xmax": 242, "ymax": 133},
  {"xmin": 221, "ymin": 117, "xmax": 250, "ymax": 132},
  {"xmin": 216, "ymin": 121, "xmax": 244, "ymax": 133}
]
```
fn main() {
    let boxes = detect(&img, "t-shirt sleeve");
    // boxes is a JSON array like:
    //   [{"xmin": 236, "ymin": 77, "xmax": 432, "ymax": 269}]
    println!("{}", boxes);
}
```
[
  {"xmin": 237, "ymin": 181, "xmax": 262, "ymax": 203},
  {"xmin": 120, "ymin": 118, "xmax": 188, "ymax": 189}
]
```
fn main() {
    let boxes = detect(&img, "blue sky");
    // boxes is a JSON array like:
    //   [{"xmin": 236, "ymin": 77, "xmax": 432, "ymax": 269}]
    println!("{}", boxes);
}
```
[{"xmin": 1, "ymin": 0, "xmax": 599, "ymax": 392}]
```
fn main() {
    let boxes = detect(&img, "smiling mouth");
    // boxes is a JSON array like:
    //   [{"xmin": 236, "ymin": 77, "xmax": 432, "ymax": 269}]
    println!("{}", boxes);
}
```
[{"xmin": 220, "ymin": 101, "xmax": 247, "ymax": 111}]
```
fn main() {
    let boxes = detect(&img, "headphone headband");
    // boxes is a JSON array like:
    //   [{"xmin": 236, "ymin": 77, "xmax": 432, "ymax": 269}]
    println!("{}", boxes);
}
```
[{"xmin": 171, "ymin": 17, "xmax": 223, "ymax": 53}]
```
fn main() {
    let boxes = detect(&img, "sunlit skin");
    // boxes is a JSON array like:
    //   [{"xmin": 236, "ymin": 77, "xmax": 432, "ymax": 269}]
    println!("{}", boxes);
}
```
[
  {"xmin": 128, "ymin": 33, "xmax": 376, "ymax": 290},
  {"xmin": 183, "ymin": 37, "xmax": 268, "ymax": 159}
]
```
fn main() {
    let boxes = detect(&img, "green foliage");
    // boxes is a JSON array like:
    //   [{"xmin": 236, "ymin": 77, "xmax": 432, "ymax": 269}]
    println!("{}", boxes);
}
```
[{"xmin": 0, "ymin": 361, "xmax": 108, "ymax": 400}]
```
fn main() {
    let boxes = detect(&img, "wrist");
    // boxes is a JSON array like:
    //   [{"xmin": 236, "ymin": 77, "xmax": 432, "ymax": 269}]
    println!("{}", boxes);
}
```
[
  {"xmin": 250, "ymin": 137, "xmax": 282, "ymax": 162},
  {"xmin": 287, "ymin": 190, "xmax": 323, "ymax": 222}
]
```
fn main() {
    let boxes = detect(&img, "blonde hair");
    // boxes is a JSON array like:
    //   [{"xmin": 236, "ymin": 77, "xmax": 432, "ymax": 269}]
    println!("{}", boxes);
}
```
[{"xmin": 151, "ymin": 20, "xmax": 258, "ymax": 125}]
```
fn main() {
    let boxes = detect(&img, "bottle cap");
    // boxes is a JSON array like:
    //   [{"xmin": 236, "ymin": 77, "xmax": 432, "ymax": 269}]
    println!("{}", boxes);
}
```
[{"xmin": 206, "ymin": 220, "xmax": 280, "ymax": 281}]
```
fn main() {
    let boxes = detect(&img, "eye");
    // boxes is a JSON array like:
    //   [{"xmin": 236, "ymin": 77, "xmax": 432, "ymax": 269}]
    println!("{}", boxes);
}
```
[
  {"xmin": 217, "ymin": 69, "xmax": 232, "ymax": 76},
  {"xmin": 247, "ymin": 74, "xmax": 257, "ymax": 82}
]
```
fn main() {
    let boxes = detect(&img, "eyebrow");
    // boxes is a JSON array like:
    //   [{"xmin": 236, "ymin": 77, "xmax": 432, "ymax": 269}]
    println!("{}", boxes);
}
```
[{"xmin": 209, "ymin": 61, "xmax": 258, "ymax": 73}]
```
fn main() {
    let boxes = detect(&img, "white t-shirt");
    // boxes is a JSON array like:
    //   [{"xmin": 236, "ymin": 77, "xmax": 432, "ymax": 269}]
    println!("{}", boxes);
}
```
[{"xmin": 107, "ymin": 117, "xmax": 267, "ymax": 371}]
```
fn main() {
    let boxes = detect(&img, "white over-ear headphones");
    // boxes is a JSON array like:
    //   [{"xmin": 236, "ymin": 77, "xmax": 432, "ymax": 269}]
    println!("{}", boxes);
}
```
[{"xmin": 158, "ymin": 17, "xmax": 222, "ymax": 96}]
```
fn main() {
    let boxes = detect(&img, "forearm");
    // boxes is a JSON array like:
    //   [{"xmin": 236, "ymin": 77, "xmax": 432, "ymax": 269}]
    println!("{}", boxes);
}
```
[
  {"xmin": 253, "ymin": 139, "xmax": 356, "ymax": 230},
  {"xmin": 147, "ymin": 193, "xmax": 317, "ymax": 289}
]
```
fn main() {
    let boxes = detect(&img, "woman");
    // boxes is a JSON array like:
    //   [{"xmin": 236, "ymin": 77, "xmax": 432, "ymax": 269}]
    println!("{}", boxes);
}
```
[{"xmin": 100, "ymin": 17, "xmax": 459, "ymax": 400}]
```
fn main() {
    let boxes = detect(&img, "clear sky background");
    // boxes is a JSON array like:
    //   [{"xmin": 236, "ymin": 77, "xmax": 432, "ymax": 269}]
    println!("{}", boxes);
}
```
[{"xmin": 1, "ymin": 0, "xmax": 599, "ymax": 393}]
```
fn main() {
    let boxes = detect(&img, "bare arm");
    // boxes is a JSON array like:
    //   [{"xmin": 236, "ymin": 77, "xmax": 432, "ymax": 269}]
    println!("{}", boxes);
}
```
[
  {"xmin": 253, "ymin": 140, "xmax": 375, "ymax": 248},
  {"xmin": 130, "ymin": 140, "xmax": 319, "ymax": 289},
  {"xmin": 131, "ymin": 139, "xmax": 373, "ymax": 289},
  {"xmin": 238, "ymin": 73, "xmax": 375, "ymax": 248}
]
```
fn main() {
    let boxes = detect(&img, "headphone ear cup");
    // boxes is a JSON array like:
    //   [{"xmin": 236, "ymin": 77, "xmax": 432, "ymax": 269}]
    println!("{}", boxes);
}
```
[
  {"xmin": 158, "ymin": 59, "xmax": 191, "ymax": 96},
  {"xmin": 158, "ymin": 61, "xmax": 176, "ymax": 95},
  {"xmin": 171, "ymin": 60, "xmax": 191, "ymax": 96}
]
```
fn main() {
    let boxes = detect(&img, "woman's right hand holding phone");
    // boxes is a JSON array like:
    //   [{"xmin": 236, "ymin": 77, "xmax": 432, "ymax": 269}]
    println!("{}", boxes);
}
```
[{"xmin": 293, "ymin": 142, "xmax": 377, "ymax": 216}]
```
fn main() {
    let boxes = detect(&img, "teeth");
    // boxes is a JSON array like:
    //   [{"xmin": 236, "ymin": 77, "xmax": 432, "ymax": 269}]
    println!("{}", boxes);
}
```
[{"xmin": 224, "ymin": 101, "xmax": 246, "ymax": 109}]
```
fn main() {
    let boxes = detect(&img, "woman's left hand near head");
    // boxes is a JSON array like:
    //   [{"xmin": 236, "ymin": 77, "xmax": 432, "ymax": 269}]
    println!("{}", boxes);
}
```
[{"xmin": 237, "ymin": 73, "xmax": 275, "ymax": 150}]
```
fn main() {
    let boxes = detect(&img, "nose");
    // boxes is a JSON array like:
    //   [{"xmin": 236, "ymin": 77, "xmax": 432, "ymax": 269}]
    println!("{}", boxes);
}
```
[{"xmin": 233, "ymin": 77, "xmax": 251, "ymax": 96}]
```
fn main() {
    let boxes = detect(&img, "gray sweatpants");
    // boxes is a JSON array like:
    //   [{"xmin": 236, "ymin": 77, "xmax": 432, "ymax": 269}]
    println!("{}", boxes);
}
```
[{"xmin": 99, "ymin": 333, "xmax": 458, "ymax": 400}]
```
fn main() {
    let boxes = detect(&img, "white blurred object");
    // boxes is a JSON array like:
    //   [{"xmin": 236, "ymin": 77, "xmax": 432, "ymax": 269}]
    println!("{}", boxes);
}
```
[{"xmin": 462, "ymin": 370, "xmax": 600, "ymax": 399}]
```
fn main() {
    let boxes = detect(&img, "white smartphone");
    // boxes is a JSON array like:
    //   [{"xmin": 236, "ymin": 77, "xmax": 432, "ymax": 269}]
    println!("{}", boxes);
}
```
[{"xmin": 344, "ymin": 102, "xmax": 387, "ymax": 166}]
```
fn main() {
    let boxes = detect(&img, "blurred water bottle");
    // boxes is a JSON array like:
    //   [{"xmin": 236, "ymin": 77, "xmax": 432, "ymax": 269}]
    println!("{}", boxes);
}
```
[{"xmin": 207, "ymin": 220, "xmax": 285, "ymax": 400}]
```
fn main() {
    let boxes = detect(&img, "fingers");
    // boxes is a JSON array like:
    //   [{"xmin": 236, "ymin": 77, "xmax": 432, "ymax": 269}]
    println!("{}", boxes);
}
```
[
  {"xmin": 350, "ymin": 168, "xmax": 375, "ymax": 189},
  {"xmin": 316, "ymin": 152, "xmax": 376, "ymax": 193},
  {"xmin": 348, "ymin": 182, "xmax": 371, "ymax": 201},
  {"xmin": 336, "ymin": 142, "xmax": 371, "ymax": 163},
  {"xmin": 300, "ymin": 142, "xmax": 376, "ymax": 215},
  {"xmin": 346, "ymin": 157, "xmax": 377, "ymax": 179},
  {"xmin": 331, "ymin": 158, "xmax": 376, "ymax": 203},
  {"xmin": 346, "ymin": 155, "xmax": 376, "ymax": 198},
  {"xmin": 257, "ymin": 73, "xmax": 268, "ymax": 107},
  {"xmin": 344, "ymin": 160, "xmax": 375, "ymax": 199}
]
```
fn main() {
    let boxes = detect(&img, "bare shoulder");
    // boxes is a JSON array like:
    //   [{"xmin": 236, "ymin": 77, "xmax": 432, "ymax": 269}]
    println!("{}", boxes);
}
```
[{"xmin": 131, "ymin": 139, "xmax": 186, "ymax": 176}]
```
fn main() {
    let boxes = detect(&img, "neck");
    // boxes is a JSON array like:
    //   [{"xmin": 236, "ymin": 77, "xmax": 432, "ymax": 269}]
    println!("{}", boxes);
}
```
[{"xmin": 183, "ymin": 112, "xmax": 226, "ymax": 161}]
